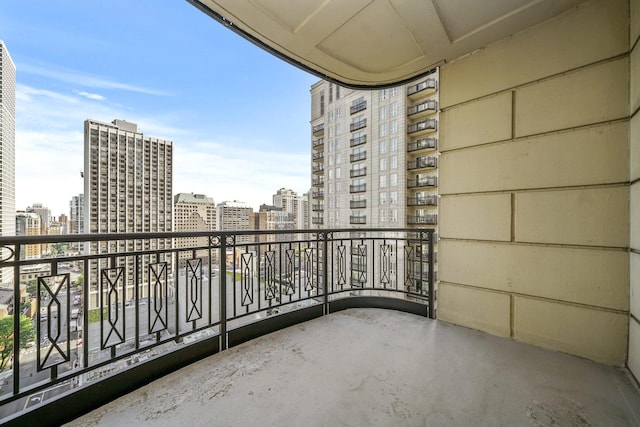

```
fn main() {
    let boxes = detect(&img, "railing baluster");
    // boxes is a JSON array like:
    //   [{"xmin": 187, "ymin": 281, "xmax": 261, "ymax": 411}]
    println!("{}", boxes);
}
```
[{"xmin": 219, "ymin": 234, "xmax": 227, "ymax": 351}]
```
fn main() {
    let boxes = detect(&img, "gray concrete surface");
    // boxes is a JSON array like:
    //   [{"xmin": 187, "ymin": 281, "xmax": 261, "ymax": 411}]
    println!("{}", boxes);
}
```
[{"xmin": 67, "ymin": 308, "xmax": 640, "ymax": 426}]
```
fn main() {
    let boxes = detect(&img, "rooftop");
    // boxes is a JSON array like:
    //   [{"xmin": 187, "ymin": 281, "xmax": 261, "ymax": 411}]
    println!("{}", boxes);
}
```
[{"xmin": 68, "ymin": 308, "xmax": 640, "ymax": 427}]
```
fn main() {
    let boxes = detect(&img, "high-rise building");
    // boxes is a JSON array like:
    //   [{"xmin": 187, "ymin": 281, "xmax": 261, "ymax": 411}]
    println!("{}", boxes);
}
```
[
  {"xmin": 272, "ymin": 187, "xmax": 308, "ymax": 231},
  {"xmin": 310, "ymin": 73, "xmax": 439, "ymax": 231},
  {"xmin": 174, "ymin": 193, "xmax": 216, "ymax": 266},
  {"xmin": 69, "ymin": 194, "xmax": 85, "ymax": 252},
  {"xmin": 255, "ymin": 204, "xmax": 295, "ymax": 243},
  {"xmin": 27, "ymin": 203, "xmax": 51, "ymax": 234},
  {"xmin": 0, "ymin": 41, "xmax": 16, "ymax": 285},
  {"xmin": 84, "ymin": 119, "xmax": 173, "ymax": 307},
  {"xmin": 15, "ymin": 212, "xmax": 41, "ymax": 259}
]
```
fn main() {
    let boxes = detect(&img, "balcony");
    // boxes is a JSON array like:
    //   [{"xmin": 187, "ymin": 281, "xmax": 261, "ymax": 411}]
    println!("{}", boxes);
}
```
[
  {"xmin": 408, "ymin": 214, "xmax": 438, "ymax": 225},
  {"xmin": 312, "ymin": 189, "xmax": 324, "ymax": 199},
  {"xmin": 312, "ymin": 176, "xmax": 324, "ymax": 186},
  {"xmin": 407, "ymin": 118, "xmax": 437, "ymax": 136},
  {"xmin": 312, "ymin": 163, "xmax": 324, "ymax": 174},
  {"xmin": 350, "ymin": 100, "xmax": 367, "ymax": 115},
  {"xmin": 350, "ymin": 119, "xmax": 367, "ymax": 132},
  {"xmin": 350, "ymin": 199, "xmax": 366, "ymax": 209},
  {"xmin": 312, "ymin": 138, "xmax": 324, "ymax": 149},
  {"xmin": 407, "ymin": 156, "xmax": 437, "ymax": 170},
  {"xmin": 407, "ymin": 77, "xmax": 437, "ymax": 99},
  {"xmin": 350, "ymin": 184, "xmax": 366, "ymax": 193},
  {"xmin": 407, "ymin": 99, "xmax": 438, "ymax": 119},
  {"xmin": 349, "ymin": 135, "xmax": 367, "ymax": 147},
  {"xmin": 407, "ymin": 176, "xmax": 437, "ymax": 188},
  {"xmin": 407, "ymin": 136, "xmax": 437, "ymax": 153},
  {"xmin": 312, "ymin": 203, "xmax": 324, "ymax": 212},
  {"xmin": 349, "ymin": 216, "xmax": 366, "ymax": 225},
  {"xmin": 350, "ymin": 167, "xmax": 366, "ymax": 178},
  {"xmin": 407, "ymin": 195, "xmax": 438, "ymax": 206},
  {"xmin": 350, "ymin": 151, "xmax": 366, "ymax": 163},
  {"xmin": 0, "ymin": 228, "xmax": 437, "ymax": 424},
  {"xmin": 312, "ymin": 151, "xmax": 324, "ymax": 161},
  {"xmin": 312, "ymin": 123, "xmax": 324, "ymax": 136},
  {"xmin": 311, "ymin": 217, "xmax": 324, "ymax": 225}
]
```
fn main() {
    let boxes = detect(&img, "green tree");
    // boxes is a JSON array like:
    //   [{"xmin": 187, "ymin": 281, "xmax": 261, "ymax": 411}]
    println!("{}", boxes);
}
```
[
  {"xmin": 74, "ymin": 274, "xmax": 84, "ymax": 287},
  {"xmin": 0, "ymin": 316, "xmax": 36, "ymax": 371}
]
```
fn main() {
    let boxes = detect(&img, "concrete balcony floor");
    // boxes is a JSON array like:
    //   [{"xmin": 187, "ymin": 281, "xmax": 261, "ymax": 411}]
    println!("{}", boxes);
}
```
[{"xmin": 67, "ymin": 308, "xmax": 640, "ymax": 426}]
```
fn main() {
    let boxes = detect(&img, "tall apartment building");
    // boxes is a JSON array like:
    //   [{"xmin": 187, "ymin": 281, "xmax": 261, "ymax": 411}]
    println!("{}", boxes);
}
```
[
  {"xmin": 15, "ymin": 212, "xmax": 41, "ymax": 259},
  {"xmin": 69, "ymin": 194, "xmax": 84, "ymax": 252},
  {"xmin": 255, "ymin": 204, "xmax": 295, "ymax": 243},
  {"xmin": 27, "ymin": 203, "xmax": 51, "ymax": 234},
  {"xmin": 310, "ymin": 72, "xmax": 439, "ymax": 231},
  {"xmin": 174, "ymin": 193, "xmax": 216, "ymax": 266},
  {"xmin": 216, "ymin": 200, "xmax": 254, "ymax": 268},
  {"xmin": 0, "ymin": 41, "xmax": 16, "ymax": 285},
  {"xmin": 272, "ymin": 187, "xmax": 308, "ymax": 230},
  {"xmin": 84, "ymin": 119, "xmax": 173, "ymax": 307}
]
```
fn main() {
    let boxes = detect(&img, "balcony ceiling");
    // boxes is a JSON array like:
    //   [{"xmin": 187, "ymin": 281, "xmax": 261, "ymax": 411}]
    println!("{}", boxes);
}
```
[{"xmin": 187, "ymin": 0, "xmax": 589, "ymax": 88}]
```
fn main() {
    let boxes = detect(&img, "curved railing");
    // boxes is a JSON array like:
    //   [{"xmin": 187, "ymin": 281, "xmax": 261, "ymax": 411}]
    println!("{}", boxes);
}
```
[{"xmin": 0, "ymin": 227, "xmax": 434, "ymax": 425}]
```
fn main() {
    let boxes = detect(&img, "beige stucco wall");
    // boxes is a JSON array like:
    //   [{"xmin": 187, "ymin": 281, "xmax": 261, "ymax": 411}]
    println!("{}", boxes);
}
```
[
  {"xmin": 438, "ymin": 0, "xmax": 632, "ymax": 366},
  {"xmin": 629, "ymin": 0, "xmax": 640, "ymax": 381}
]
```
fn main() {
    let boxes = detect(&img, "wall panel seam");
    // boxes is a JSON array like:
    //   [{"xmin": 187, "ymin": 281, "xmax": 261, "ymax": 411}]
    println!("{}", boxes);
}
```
[
  {"xmin": 440, "ymin": 280, "xmax": 629, "ymax": 315},
  {"xmin": 440, "ymin": 52, "xmax": 629, "ymax": 110},
  {"xmin": 439, "ymin": 118, "xmax": 629, "ymax": 154},
  {"xmin": 440, "ymin": 181, "xmax": 629, "ymax": 197},
  {"xmin": 440, "ymin": 237, "xmax": 629, "ymax": 252}
]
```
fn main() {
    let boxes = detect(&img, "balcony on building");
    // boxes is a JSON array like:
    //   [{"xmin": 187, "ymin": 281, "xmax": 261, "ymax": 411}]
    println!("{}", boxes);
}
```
[
  {"xmin": 350, "ymin": 199, "xmax": 367, "ymax": 209},
  {"xmin": 407, "ymin": 195, "xmax": 438, "ymax": 206},
  {"xmin": 312, "ymin": 202, "xmax": 324, "ymax": 212},
  {"xmin": 407, "ymin": 118, "xmax": 437, "ymax": 136},
  {"xmin": 312, "ymin": 163, "xmax": 324, "ymax": 174},
  {"xmin": 349, "ymin": 135, "xmax": 367, "ymax": 147},
  {"xmin": 312, "ymin": 138, "xmax": 324, "ymax": 149},
  {"xmin": 349, "ymin": 167, "xmax": 367, "ymax": 178},
  {"xmin": 407, "ymin": 136, "xmax": 437, "ymax": 153},
  {"xmin": 350, "ymin": 151, "xmax": 367, "ymax": 162},
  {"xmin": 312, "ymin": 123, "xmax": 325, "ymax": 136},
  {"xmin": 312, "ymin": 189, "xmax": 324, "ymax": 199},
  {"xmin": 407, "ymin": 99, "xmax": 438, "ymax": 119},
  {"xmin": 349, "ymin": 119, "xmax": 367, "ymax": 132},
  {"xmin": 312, "ymin": 151, "xmax": 324, "ymax": 161},
  {"xmin": 407, "ymin": 156, "xmax": 438, "ymax": 170},
  {"xmin": 311, "ymin": 217, "xmax": 324, "ymax": 224},
  {"xmin": 408, "ymin": 214, "xmax": 438, "ymax": 225},
  {"xmin": 312, "ymin": 176, "xmax": 324, "ymax": 186},
  {"xmin": 407, "ymin": 175, "xmax": 437, "ymax": 188},
  {"xmin": 349, "ymin": 183, "xmax": 366, "ymax": 193},
  {"xmin": 350, "ymin": 99, "xmax": 367, "ymax": 115},
  {"xmin": 349, "ymin": 215, "xmax": 367, "ymax": 225},
  {"xmin": 407, "ymin": 77, "xmax": 438, "ymax": 99}
]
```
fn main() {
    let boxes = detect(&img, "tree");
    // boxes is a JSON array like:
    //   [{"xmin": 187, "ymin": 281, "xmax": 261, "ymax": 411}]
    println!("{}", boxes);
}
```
[
  {"xmin": 74, "ymin": 274, "xmax": 84, "ymax": 288},
  {"xmin": 0, "ymin": 316, "xmax": 36, "ymax": 371}
]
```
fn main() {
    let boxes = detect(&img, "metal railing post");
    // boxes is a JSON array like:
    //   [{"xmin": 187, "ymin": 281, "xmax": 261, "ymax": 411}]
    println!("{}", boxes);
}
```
[
  {"xmin": 12, "ymin": 243, "xmax": 21, "ymax": 394},
  {"xmin": 427, "ymin": 229, "xmax": 435, "ymax": 319},
  {"xmin": 219, "ymin": 234, "xmax": 227, "ymax": 350},
  {"xmin": 322, "ymin": 231, "xmax": 329, "ymax": 315}
]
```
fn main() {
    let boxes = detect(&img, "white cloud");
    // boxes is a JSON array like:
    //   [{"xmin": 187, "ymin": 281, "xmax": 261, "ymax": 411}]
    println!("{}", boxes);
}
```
[{"xmin": 75, "ymin": 90, "xmax": 106, "ymax": 101}]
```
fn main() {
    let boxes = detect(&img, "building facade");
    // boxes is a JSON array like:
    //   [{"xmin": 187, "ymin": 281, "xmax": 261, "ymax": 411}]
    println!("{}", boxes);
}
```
[
  {"xmin": 0, "ymin": 41, "xmax": 16, "ymax": 285},
  {"xmin": 15, "ymin": 212, "xmax": 42, "ymax": 259},
  {"xmin": 83, "ymin": 119, "xmax": 173, "ymax": 307},
  {"xmin": 174, "ymin": 193, "xmax": 216, "ymax": 266},
  {"xmin": 69, "ymin": 194, "xmax": 84, "ymax": 252},
  {"xmin": 255, "ymin": 204, "xmax": 295, "ymax": 244}
]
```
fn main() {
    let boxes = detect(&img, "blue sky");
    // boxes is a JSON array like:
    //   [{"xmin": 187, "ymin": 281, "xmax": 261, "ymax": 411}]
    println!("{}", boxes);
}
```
[{"xmin": 0, "ymin": 0, "xmax": 318, "ymax": 216}]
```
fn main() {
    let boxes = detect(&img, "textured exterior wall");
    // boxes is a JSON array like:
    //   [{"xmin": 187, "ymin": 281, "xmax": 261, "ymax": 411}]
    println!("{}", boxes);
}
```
[{"xmin": 438, "ymin": 0, "xmax": 631, "ymax": 365}]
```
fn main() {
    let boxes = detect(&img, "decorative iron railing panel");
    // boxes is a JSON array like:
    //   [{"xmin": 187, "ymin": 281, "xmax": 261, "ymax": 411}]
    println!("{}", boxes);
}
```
[{"xmin": 0, "ymin": 228, "xmax": 434, "ymax": 419}]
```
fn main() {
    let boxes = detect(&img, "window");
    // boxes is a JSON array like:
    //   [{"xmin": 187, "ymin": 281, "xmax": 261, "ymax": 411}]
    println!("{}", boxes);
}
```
[
  {"xmin": 336, "ymin": 123, "xmax": 342, "ymax": 135},
  {"xmin": 320, "ymin": 92, "xmax": 325, "ymax": 115},
  {"xmin": 328, "ymin": 111, "xmax": 334, "ymax": 122},
  {"xmin": 336, "ymin": 153, "xmax": 342, "ymax": 164},
  {"xmin": 328, "ymin": 183, "xmax": 335, "ymax": 194},
  {"xmin": 329, "ymin": 126, "xmax": 334, "ymax": 138},
  {"xmin": 391, "ymin": 87, "xmax": 397, "ymax": 96},
  {"xmin": 390, "ymin": 191, "xmax": 398, "ymax": 204},
  {"xmin": 390, "ymin": 173, "xmax": 397, "ymax": 187},
  {"xmin": 390, "ymin": 137, "xmax": 398, "ymax": 151},
  {"xmin": 390, "ymin": 155, "xmax": 397, "ymax": 169},
  {"xmin": 336, "ymin": 86, "xmax": 341, "ymax": 99},
  {"xmin": 336, "ymin": 167, "xmax": 341, "ymax": 178},
  {"xmin": 328, "ymin": 154, "xmax": 334, "ymax": 166},
  {"xmin": 336, "ymin": 182, "xmax": 342, "ymax": 192},
  {"xmin": 380, "ymin": 140, "xmax": 387, "ymax": 154},
  {"xmin": 380, "ymin": 106, "xmax": 387, "ymax": 120},
  {"xmin": 380, "ymin": 209, "xmax": 387, "ymax": 222},
  {"xmin": 328, "ymin": 169, "xmax": 334, "ymax": 180},
  {"xmin": 329, "ymin": 196, "xmax": 335, "ymax": 208},
  {"xmin": 391, "ymin": 102, "xmax": 398, "ymax": 116},
  {"xmin": 336, "ymin": 196, "xmax": 341, "ymax": 208},
  {"xmin": 379, "ymin": 89, "xmax": 387, "ymax": 100},
  {"xmin": 380, "ymin": 192, "xmax": 387, "ymax": 205},
  {"xmin": 380, "ymin": 175, "xmax": 387, "ymax": 188},
  {"xmin": 391, "ymin": 120, "xmax": 398, "ymax": 134},
  {"xmin": 336, "ymin": 107, "xmax": 342, "ymax": 118},
  {"xmin": 390, "ymin": 209, "xmax": 398, "ymax": 222},
  {"xmin": 328, "ymin": 140, "xmax": 334, "ymax": 152},
  {"xmin": 380, "ymin": 123, "xmax": 387, "ymax": 137},
  {"xmin": 336, "ymin": 139, "xmax": 341, "ymax": 150},
  {"xmin": 380, "ymin": 158, "xmax": 387, "ymax": 171},
  {"xmin": 329, "ymin": 83, "xmax": 333, "ymax": 103}
]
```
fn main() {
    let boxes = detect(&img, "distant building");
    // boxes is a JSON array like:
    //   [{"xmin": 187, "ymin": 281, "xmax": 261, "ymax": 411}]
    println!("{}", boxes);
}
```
[
  {"xmin": 0, "ymin": 41, "xmax": 16, "ymax": 285},
  {"xmin": 69, "ymin": 194, "xmax": 84, "ymax": 251},
  {"xmin": 27, "ymin": 203, "xmax": 51, "ymax": 234},
  {"xmin": 15, "ymin": 212, "xmax": 42, "ymax": 259},
  {"xmin": 84, "ymin": 119, "xmax": 173, "ymax": 308},
  {"xmin": 174, "ymin": 193, "xmax": 216, "ymax": 267},
  {"xmin": 255, "ymin": 204, "xmax": 295, "ymax": 244}
]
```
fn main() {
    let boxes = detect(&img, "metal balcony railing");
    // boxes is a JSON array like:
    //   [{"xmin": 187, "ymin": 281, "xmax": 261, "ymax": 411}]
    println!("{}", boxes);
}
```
[
  {"xmin": 312, "ymin": 176, "xmax": 325, "ymax": 186},
  {"xmin": 350, "ymin": 167, "xmax": 367, "ymax": 178},
  {"xmin": 350, "ymin": 101, "xmax": 367, "ymax": 115},
  {"xmin": 407, "ymin": 100, "xmax": 438, "ymax": 116},
  {"xmin": 407, "ymin": 176, "xmax": 438, "ymax": 188},
  {"xmin": 312, "ymin": 138, "xmax": 325, "ymax": 148},
  {"xmin": 312, "ymin": 151, "xmax": 324, "ymax": 161},
  {"xmin": 407, "ymin": 78, "xmax": 437, "ymax": 96},
  {"xmin": 349, "ymin": 135, "xmax": 367, "ymax": 147},
  {"xmin": 407, "ymin": 156, "xmax": 438, "ymax": 170},
  {"xmin": 350, "ymin": 184, "xmax": 366, "ymax": 193},
  {"xmin": 312, "ymin": 164, "xmax": 324, "ymax": 174},
  {"xmin": 407, "ymin": 215, "xmax": 438, "ymax": 225},
  {"xmin": 407, "ymin": 196, "xmax": 438, "ymax": 206},
  {"xmin": 0, "ymin": 228, "xmax": 435, "ymax": 423},
  {"xmin": 407, "ymin": 137, "xmax": 437, "ymax": 152},
  {"xmin": 350, "ymin": 200, "xmax": 366, "ymax": 209},
  {"xmin": 312, "ymin": 203, "xmax": 324, "ymax": 212},
  {"xmin": 350, "ymin": 151, "xmax": 367, "ymax": 162},
  {"xmin": 407, "ymin": 118, "xmax": 437, "ymax": 134},
  {"xmin": 350, "ymin": 119, "xmax": 367, "ymax": 132},
  {"xmin": 349, "ymin": 216, "xmax": 367, "ymax": 225},
  {"xmin": 312, "ymin": 123, "xmax": 325, "ymax": 135}
]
